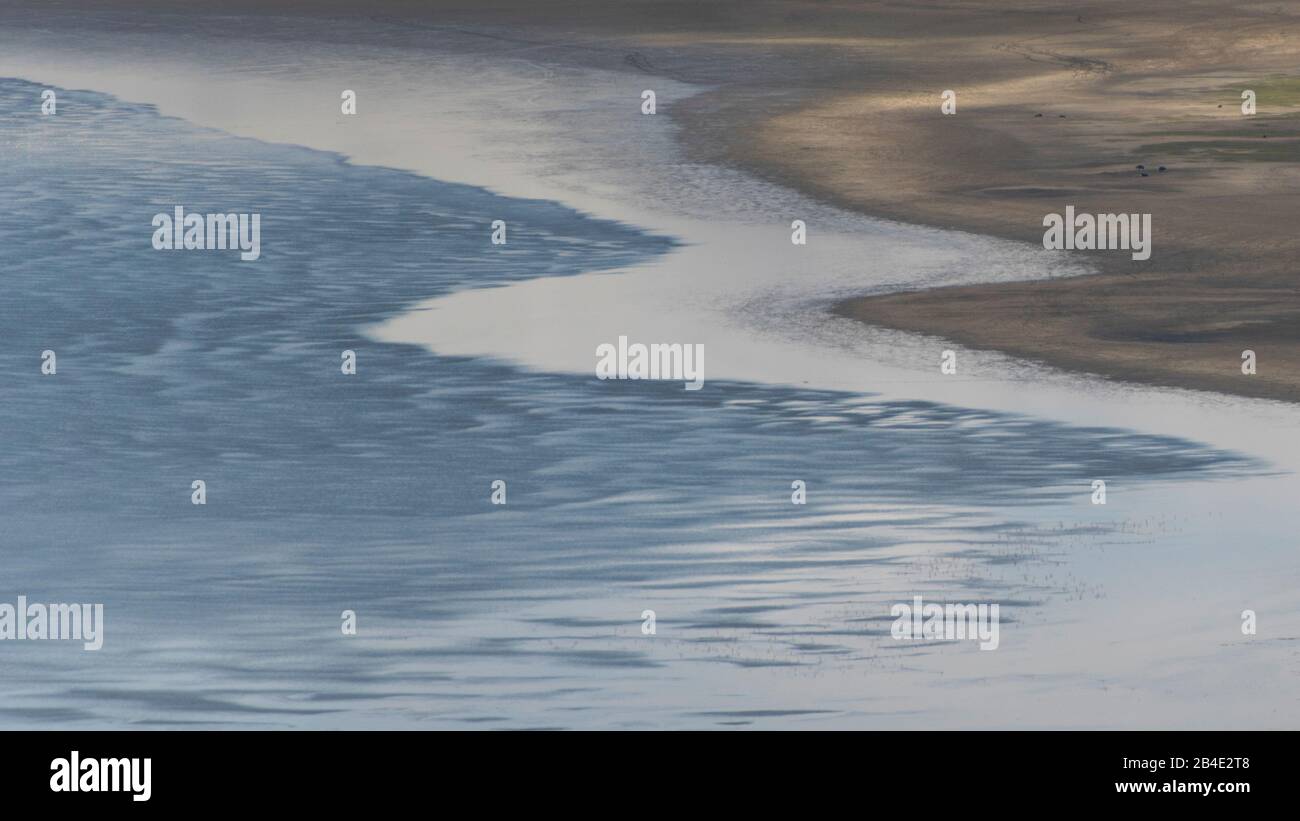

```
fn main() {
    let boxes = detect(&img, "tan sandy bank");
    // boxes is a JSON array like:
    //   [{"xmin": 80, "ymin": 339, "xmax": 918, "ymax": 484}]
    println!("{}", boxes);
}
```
[{"xmin": 712, "ymin": 2, "xmax": 1300, "ymax": 401}]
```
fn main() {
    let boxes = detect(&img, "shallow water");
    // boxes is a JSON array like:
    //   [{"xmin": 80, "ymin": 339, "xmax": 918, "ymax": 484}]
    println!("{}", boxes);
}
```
[
  {"xmin": 0, "ymin": 77, "xmax": 1282, "ymax": 728},
  {"xmin": 1, "ymin": 10, "xmax": 1298, "ymax": 729}
]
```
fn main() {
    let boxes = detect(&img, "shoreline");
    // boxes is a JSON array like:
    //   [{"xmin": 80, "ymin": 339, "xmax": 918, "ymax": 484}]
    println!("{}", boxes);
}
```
[
  {"xmin": 15, "ymin": 0, "xmax": 1300, "ymax": 397},
  {"xmin": 10, "ymin": 2, "xmax": 1300, "ymax": 402},
  {"xmin": 8, "ymin": 1, "xmax": 1300, "ymax": 454},
  {"xmin": 3, "ymin": 3, "xmax": 1300, "ymax": 730},
  {"xmin": 664, "ymin": 1, "xmax": 1300, "ymax": 402}
]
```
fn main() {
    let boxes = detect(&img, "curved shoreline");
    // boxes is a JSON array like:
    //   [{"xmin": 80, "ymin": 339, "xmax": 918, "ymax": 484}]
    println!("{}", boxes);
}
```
[
  {"xmin": 662, "ymin": 1, "xmax": 1300, "ymax": 403},
  {"xmin": 5, "ymin": 2, "xmax": 1300, "ymax": 452},
  {"xmin": 8, "ymin": 0, "xmax": 1300, "ymax": 406}
]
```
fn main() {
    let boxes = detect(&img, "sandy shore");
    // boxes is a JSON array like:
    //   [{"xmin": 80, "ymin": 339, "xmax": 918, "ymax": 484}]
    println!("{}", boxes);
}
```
[
  {"xmin": 662, "ymin": 0, "xmax": 1300, "ymax": 401},
  {"xmin": 738, "ymin": 2, "xmax": 1300, "ymax": 403},
  {"xmin": 17, "ymin": 0, "xmax": 1300, "ymax": 403}
]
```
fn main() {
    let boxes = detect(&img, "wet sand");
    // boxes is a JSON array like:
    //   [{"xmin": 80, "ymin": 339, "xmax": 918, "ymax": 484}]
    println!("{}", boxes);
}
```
[{"xmin": 664, "ymin": 0, "xmax": 1300, "ymax": 401}]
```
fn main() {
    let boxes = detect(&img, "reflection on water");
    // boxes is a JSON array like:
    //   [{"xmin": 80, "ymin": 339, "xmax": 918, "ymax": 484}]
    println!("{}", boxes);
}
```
[{"xmin": 0, "ymin": 80, "xmax": 1258, "ymax": 728}]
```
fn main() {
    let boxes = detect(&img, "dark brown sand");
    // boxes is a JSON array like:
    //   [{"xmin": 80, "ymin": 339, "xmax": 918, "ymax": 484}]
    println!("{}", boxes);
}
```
[{"xmin": 78, "ymin": 1, "xmax": 1300, "ymax": 400}]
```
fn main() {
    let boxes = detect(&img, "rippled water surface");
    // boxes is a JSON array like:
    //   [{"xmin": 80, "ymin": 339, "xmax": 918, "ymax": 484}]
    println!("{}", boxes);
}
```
[{"xmin": 0, "ymin": 75, "xmax": 1288, "ymax": 728}]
